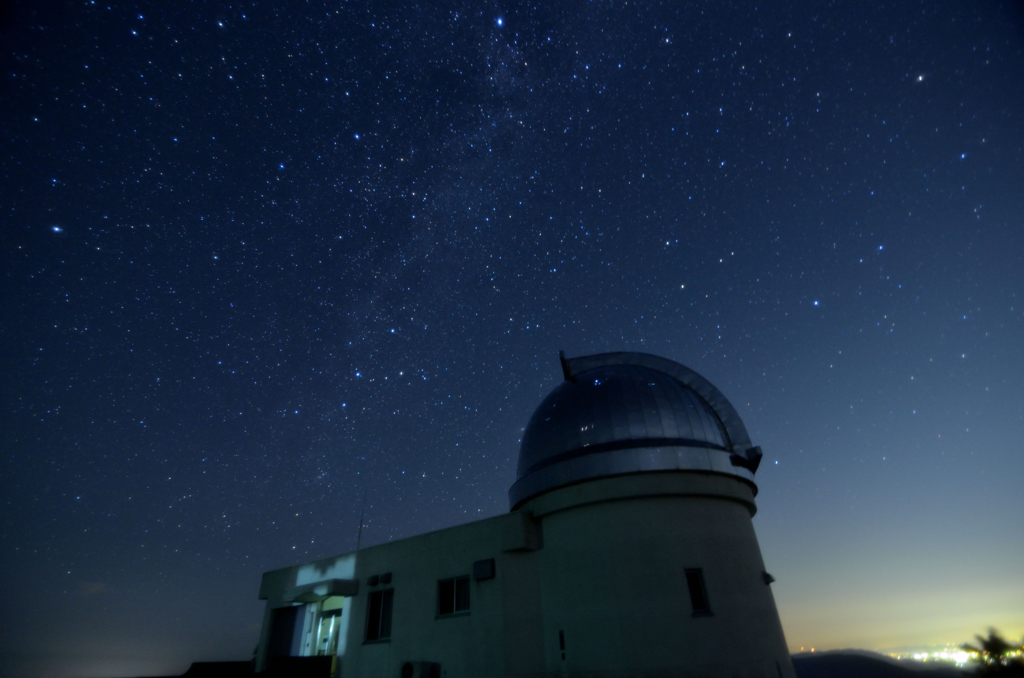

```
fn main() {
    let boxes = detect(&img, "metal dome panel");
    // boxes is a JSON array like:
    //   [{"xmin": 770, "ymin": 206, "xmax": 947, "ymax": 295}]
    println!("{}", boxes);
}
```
[
  {"xmin": 510, "ymin": 352, "xmax": 760, "ymax": 509},
  {"xmin": 518, "ymin": 364, "xmax": 728, "ymax": 478}
]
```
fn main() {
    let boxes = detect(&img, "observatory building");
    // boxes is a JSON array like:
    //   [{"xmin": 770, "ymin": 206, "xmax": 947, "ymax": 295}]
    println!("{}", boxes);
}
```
[{"xmin": 255, "ymin": 352, "xmax": 795, "ymax": 678}]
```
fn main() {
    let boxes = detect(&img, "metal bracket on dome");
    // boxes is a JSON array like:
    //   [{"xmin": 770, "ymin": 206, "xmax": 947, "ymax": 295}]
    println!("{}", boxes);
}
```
[
  {"xmin": 730, "ymin": 445, "xmax": 763, "ymax": 474},
  {"xmin": 561, "ymin": 351, "xmax": 759, "ymax": 471}
]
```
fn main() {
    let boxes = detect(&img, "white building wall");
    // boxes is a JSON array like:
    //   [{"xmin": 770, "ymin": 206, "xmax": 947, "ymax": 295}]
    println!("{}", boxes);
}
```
[
  {"xmin": 256, "ymin": 473, "xmax": 794, "ymax": 678},
  {"xmin": 528, "ymin": 474, "xmax": 795, "ymax": 678}
]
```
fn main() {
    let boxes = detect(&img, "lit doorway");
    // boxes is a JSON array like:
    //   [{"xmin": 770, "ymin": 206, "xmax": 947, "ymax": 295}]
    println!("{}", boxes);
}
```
[{"xmin": 314, "ymin": 596, "xmax": 345, "ymax": 656}]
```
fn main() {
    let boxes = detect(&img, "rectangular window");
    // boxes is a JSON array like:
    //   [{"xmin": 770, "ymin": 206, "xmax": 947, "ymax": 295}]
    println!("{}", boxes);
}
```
[
  {"xmin": 365, "ymin": 589, "xmax": 393, "ymax": 641},
  {"xmin": 685, "ymin": 568, "xmax": 711, "ymax": 615},
  {"xmin": 437, "ymin": 576, "xmax": 470, "ymax": 616}
]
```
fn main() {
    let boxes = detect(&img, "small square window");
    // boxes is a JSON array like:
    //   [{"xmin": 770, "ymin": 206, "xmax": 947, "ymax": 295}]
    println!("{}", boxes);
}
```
[
  {"xmin": 365, "ymin": 589, "xmax": 393, "ymax": 641},
  {"xmin": 437, "ymin": 576, "xmax": 470, "ymax": 616},
  {"xmin": 685, "ymin": 568, "xmax": 711, "ymax": 615}
]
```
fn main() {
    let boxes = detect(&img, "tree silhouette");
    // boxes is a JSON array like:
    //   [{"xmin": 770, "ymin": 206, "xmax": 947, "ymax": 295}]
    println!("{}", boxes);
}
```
[{"xmin": 962, "ymin": 629, "xmax": 1024, "ymax": 677}]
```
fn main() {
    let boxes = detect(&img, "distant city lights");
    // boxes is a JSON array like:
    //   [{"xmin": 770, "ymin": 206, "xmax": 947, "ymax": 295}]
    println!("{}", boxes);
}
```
[
  {"xmin": 888, "ymin": 646, "xmax": 1024, "ymax": 668},
  {"xmin": 911, "ymin": 649, "xmax": 971, "ymax": 665}
]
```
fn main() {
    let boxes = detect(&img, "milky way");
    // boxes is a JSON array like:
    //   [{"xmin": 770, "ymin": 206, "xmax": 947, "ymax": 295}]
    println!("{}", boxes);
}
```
[{"xmin": 2, "ymin": 2, "xmax": 1023, "ymax": 676}]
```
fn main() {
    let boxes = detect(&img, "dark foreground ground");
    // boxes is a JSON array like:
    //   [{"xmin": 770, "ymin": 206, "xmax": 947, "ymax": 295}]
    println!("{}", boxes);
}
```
[
  {"xmin": 147, "ymin": 652, "xmax": 970, "ymax": 678},
  {"xmin": 792, "ymin": 651, "xmax": 967, "ymax": 678}
]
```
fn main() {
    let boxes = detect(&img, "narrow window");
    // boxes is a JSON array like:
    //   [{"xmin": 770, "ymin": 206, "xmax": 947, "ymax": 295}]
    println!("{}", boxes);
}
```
[
  {"xmin": 437, "ymin": 576, "xmax": 470, "ymax": 616},
  {"xmin": 365, "ymin": 589, "xmax": 394, "ymax": 641},
  {"xmin": 685, "ymin": 568, "xmax": 711, "ymax": 615}
]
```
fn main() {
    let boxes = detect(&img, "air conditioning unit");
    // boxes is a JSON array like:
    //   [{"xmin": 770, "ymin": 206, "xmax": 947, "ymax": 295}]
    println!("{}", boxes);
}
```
[{"xmin": 400, "ymin": 661, "xmax": 440, "ymax": 678}]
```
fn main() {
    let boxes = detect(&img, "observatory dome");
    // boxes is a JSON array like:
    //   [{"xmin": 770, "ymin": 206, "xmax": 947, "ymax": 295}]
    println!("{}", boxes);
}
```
[{"xmin": 509, "ymin": 352, "xmax": 763, "ymax": 509}]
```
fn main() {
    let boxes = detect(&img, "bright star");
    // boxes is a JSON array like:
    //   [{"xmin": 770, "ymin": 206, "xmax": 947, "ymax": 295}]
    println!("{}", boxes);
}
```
[{"xmin": 496, "ymin": 17, "xmax": 503, "ymax": 26}]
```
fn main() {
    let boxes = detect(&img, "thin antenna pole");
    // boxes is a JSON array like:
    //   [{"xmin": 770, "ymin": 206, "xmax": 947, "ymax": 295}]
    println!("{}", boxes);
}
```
[{"xmin": 356, "ymin": 493, "xmax": 366, "ymax": 551}]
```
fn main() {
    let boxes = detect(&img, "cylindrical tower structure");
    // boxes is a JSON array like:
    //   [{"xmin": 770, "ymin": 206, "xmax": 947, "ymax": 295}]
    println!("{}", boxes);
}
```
[{"xmin": 512, "ymin": 352, "xmax": 794, "ymax": 678}]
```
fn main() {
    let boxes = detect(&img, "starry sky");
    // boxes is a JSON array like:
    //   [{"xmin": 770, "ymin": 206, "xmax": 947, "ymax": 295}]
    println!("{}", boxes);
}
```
[{"xmin": 2, "ymin": 1, "xmax": 1023, "ymax": 677}]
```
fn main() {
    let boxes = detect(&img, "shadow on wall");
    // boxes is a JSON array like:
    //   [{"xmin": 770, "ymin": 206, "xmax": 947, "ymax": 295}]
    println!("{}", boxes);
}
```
[
  {"xmin": 131, "ymin": 657, "xmax": 330, "ymax": 678},
  {"xmin": 135, "ymin": 651, "xmax": 977, "ymax": 678}
]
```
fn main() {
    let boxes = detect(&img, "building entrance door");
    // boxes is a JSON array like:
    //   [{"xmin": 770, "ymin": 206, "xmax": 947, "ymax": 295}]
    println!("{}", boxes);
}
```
[{"xmin": 315, "ymin": 596, "xmax": 345, "ymax": 656}]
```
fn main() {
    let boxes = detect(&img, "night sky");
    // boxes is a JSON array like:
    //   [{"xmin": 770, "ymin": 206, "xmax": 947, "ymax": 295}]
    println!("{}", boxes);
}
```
[{"xmin": 2, "ymin": 1, "xmax": 1023, "ymax": 677}]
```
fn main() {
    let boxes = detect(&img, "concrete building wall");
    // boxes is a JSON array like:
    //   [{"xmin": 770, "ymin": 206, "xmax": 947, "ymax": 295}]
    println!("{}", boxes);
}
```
[
  {"xmin": 339, "ymin": 513, "xmax": 514, "ymax": 678},
  {"xmin": 525, "ymin": 473, "xmax": 794, "ymax": 678},
  {"xmin": 256, "ymin": 473, "xmax": 793, "ymax": 678},
  {"xmin": 498, "ymin": 549, "xmax": 545, "ymax": 678},
  {"xmin": 257, "ymin": 510, "xmax": 542, "ymax": 677}
]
